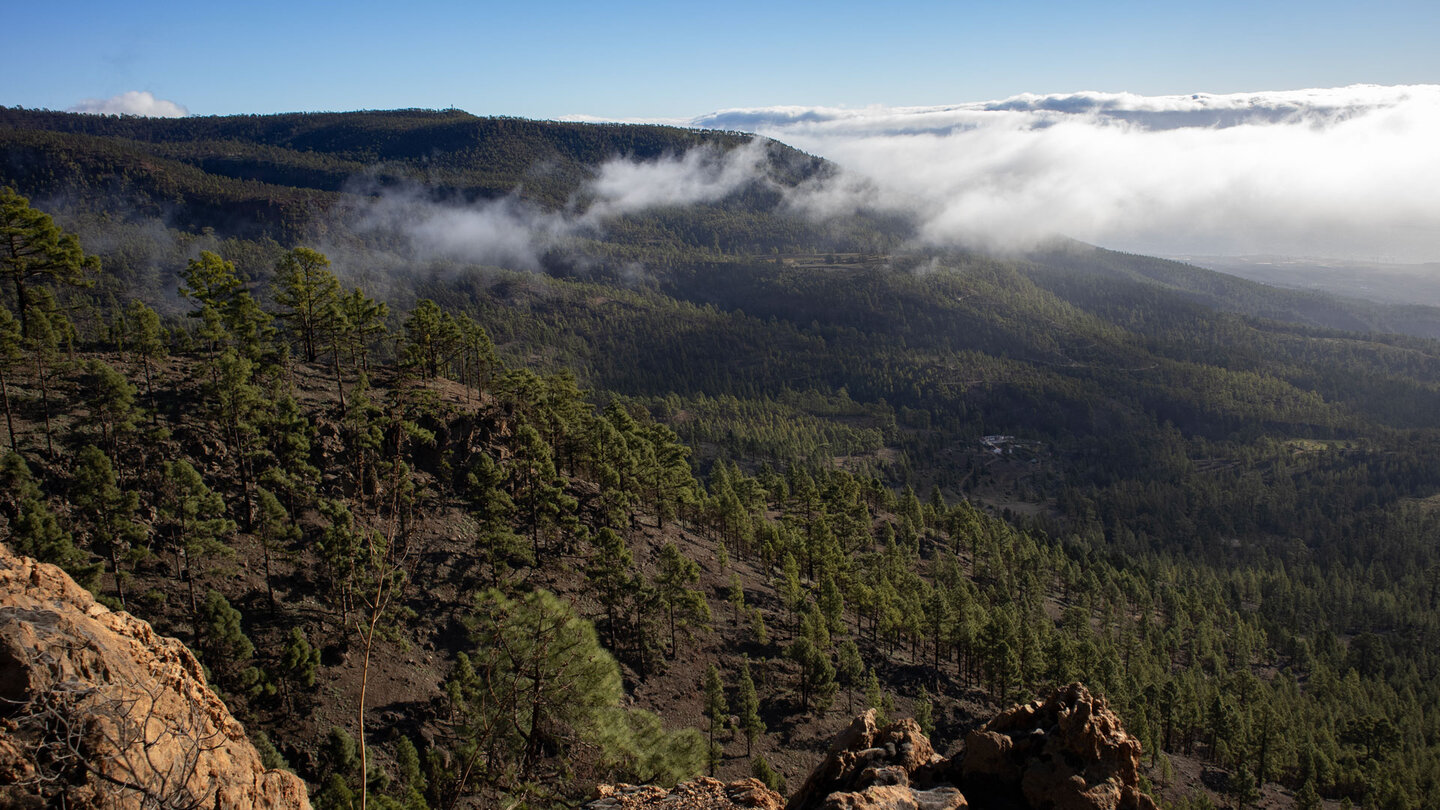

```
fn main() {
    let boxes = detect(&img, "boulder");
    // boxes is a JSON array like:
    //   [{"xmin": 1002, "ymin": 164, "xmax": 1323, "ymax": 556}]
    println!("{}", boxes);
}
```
[
  {"xmin": 787, "ymin": 710, "xmax": 963, "ymax": 810},
  {"xmin": 960, "ymin": 683, "xmax": 1158, "ymax": 810},
  {"xmin": 0, "ymin": 543, "xmax": 310, "ymax": 810}
]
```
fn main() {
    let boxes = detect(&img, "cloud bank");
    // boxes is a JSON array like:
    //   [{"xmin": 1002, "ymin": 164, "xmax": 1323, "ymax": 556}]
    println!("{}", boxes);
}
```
[
  {"xmin": 69, "ymin": 91, "xmax": 189, "ymax": 118},
  {"xmin": 693, "ymin": 85, "xmax": 1440, "ymax": 262}
]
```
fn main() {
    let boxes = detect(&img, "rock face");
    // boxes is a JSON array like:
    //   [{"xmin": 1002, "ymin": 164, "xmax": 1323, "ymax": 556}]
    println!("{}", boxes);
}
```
[
  {"xmin": 786, "ymin": 711, "xmax": 965, "ymax": 810},
  {"xmin": 588, "ymin": 777, "xmax": 784, "ymax": 809},
  {"xmin": 590, "ymin": 683, "xmax": 1160, "ymax": 810},
  {"xmin": 961, "ymin": 683, "xmax": 1159, "ymax": 810},
  {"xmin": 0, "ymin": 543, "xmax": 310, "ymax": 810}
]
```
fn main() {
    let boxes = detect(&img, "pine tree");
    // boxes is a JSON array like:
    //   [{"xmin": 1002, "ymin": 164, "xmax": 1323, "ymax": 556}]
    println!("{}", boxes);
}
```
[
  {"xmin": 124, "ymin": 300, "xmax": 164, "ymax": 424},
  {"xmin": 509, "ymin": 423, "xmax": 570, "ymax": 563},
  {"xmin": 865, "ymin": 668, "xmax": 887, "ymax": 726},
  {"xmin": 71, "ymin": 445, "xmax": 146, "ymax": 607},
  {"xmin": 12, "ymin": 495, "xmax": 102, "ymax": 592},
  {"xmin": 22, "ymin": 288, "xmax": 66, "ymax": 458},
  {"xmin": 0, "ymin": 305, "xmax": 21, "ymax": 451},
  {"xmin": 836, "ymin": 639, "xmax": 864, "ymax": 714},
  {"xmin": 780, "ymin": 552, "xmax": 804, "ymax": 632},
  {"xmin": 702, "ymin": 664, "xmax": 727, "ymax": 776},
  {"xmin": 259, "ymin": 392, "xmax": 320, "ymax": 515},
  {"xmin": 738, "ymin": 657, "xmax": 764, "ymax": 758},
  {"xmin": 654, "ymin": 543, "xmax": 710, "ymax": 658},
  {"xmin": 403, "ymin": 300, "xmax": 461, "ymax": 379},
  {"xmin": 254, "ymin": 487, "xmax": 299, "ymax": 610},
  {"xmin": 81, "ymin": 359, "xmax": 139, "ymax": 456},
  {"xmin": 272, "ymin": 247, "xmax": 342, "ymax": 363},
  {"xmin": 0, "ymin": 187, "xmax": 97, "ymax": 334},
  {"xmin": 750, "ymin": 755, "xmax": 785, "ymax": 794},
  {"xmin": 586, "ymin": 527, "xmax": 634, "ymax": 647},
  {"xmin": 339, "ymin": 286, "xmax": 389, "ymax": 375},
  {"xmin": 159, "ymin": 459, "xmax": 236, "ymax": 642},
  {"xmin": 914, "ymin": 686, "xmax": 934, "ymax": 737},
  {"xmin": 727, "ymin": 573, "xmax": 746, "ymax": 626},
  {"xmin": 199, "ymin": 589, "xmax": 256, "ymax": 677},
  {"xmin": 278, "ymin": 626, "xmax": 320, "ymax": 712},
  {"xmin": 789, "ymin": 604, "xmax": 837, "ymax": 713},
  {"xmin": 442, "ymin": 588, "xmax": 702, "ymax": 799},
  {"xmin": 212, "ymin": 348, "xmax": 264, "ymax": 527}
]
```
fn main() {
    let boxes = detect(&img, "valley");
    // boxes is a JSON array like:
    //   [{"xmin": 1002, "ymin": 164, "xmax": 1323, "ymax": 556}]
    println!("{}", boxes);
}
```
[{"xmin": 1, "ymin": 107, "xmax": 1437, "ymax": 809}]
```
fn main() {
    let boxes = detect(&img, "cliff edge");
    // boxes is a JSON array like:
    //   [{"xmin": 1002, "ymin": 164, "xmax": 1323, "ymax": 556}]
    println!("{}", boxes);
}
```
[{"xmin": 0, "ymin": 542, "xmax": 310, "ymax": 809}]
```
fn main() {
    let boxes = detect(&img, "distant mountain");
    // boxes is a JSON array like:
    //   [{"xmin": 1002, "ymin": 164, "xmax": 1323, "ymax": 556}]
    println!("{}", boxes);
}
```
[
  {"xmin": 1178, "ymin": 254, "xmax": 1440, "ymax": 307},
  {"xmin": 0, "ymin": 106, "xmax": 853, "ymax": 246},
  {"xmin": 1026, "ymin": 243, "xmax": 1440, "ymax": 340}
]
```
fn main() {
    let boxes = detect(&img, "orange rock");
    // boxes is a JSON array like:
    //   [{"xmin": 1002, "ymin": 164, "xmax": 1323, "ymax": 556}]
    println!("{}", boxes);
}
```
[
  {"xmin": 961, "ymin": 683, "xmax": 1159, "ymax": 810},
  {"xmin": 0, "ymin": 543, "xmax": 310, "ymax": 810}
]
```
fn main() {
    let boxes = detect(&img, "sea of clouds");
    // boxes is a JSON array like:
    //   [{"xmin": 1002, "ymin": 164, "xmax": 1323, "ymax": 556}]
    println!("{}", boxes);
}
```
[
  {"xmin": 689, "ymin": 85, "xmax": 1440, "ymax": 262},
  {"xmin": 67, "ymin": 85, "xmax": 1440, "ymax": 264}
]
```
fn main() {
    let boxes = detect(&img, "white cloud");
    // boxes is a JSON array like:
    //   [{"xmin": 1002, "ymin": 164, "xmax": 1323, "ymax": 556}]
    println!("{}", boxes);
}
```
[
  {"xmin": 69, "ymin": 91, "xmax": 189, "ymax": 118},
  {"xmin": 346, "ymin": 141, "xmax": 772, "ymax": 268},
  {"xmin": 584, "ymin": 140, "xmax": 767, "ymax": 220},
  {"xmin": 694, "ymin": 85, "xmax": 1440, "ymax": 262}
]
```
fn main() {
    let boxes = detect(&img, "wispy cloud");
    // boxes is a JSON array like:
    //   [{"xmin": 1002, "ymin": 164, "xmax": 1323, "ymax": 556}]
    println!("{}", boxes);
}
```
[
  {"xmin": 694, "ymin": 85, "xmax": 1440, "ymax": 262},
  {"xmin": 345, "ymin": 142, "xmax": 770, "ymax": 269},
  {"xmin": 69, "ymin": 91, "xmax": 189, "ymax": 118}
]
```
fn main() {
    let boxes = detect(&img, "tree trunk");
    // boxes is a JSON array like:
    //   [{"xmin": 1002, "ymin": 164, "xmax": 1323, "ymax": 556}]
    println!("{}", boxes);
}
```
[
  {"xmin": 0, "ymin": 369, "xmax": 15, "ymax": 451},
  {"xmin": 34, "ymin": 353, "xmax": 53, "ymax": 459},
  {"xmin": 109, "ymin": 546, "xmax": 126, "ymax": 608}
]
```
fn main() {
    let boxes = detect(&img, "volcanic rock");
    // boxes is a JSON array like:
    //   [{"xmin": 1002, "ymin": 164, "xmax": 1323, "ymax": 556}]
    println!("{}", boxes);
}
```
[
  {"xmin": 960, "ymin": 682, "xmax": 1158, "ymax": 810},
  {"xmin": 0, "ymin": 542, "xmax": 310, "ymax": 809},
  {"xmin": 787, "ymin": 710, "xmax": 965, "ymax": 810}
]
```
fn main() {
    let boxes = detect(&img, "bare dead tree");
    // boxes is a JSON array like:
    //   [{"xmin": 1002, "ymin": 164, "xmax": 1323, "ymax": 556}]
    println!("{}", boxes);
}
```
[{"xmin": 2, "ymin": 640, "xmax": 229, "ymax": 810}]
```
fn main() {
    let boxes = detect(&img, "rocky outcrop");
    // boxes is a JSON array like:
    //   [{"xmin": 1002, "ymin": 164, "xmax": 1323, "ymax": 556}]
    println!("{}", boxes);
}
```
[
  {"xmin": 0, "ymin": 543, "xmax": 310, "ymax": 810},
  {"xmin": 786, "ymin": 711, "xmax": 965, "ymax": 810},
  {"xmin": 588, "ymin": 777, "xmax": 783, "ymax": 809},
  {"xmin": 961, "ymin": 683, "xmax": 1158, "ymax": 810},
  {"xmin": 588, "ymin": 685, "xmax": 1160, "ymax": 810}
]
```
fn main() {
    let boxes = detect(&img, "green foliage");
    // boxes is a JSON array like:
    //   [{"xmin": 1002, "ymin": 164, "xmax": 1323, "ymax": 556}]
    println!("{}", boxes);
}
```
[
  {"xmin": 394, "ymin": 736, "xmax": 425, "ymax": 794},
  {"xmin": 0, "ymin": 186, "xmax": 96, "ymax": 332},
  {"xmin": 161, "ymin": 459, "xmax": 236, "ymax": 563},
  {"xmin": 11, "ymin": 494, "xmax": 101, "ymax": 592},
  {"xmin": 737, "ymin": 656, "xmax": 765, "ymax": 757},
  {"xmin": 789, "ymin": 604, "xmax": 837, "ymax": 713},
  {"xmin": 80, "ymin": 359, "xmax": 138, "ymax": 451},
  {"xmin": 702, "ymin": 663, "xmax": 727, "ymax": 775},
  {"xmin": 272, "ymin": 246, "xmax": 342, "ymax": 362},
  {"xmin": 327, "ymin": 726, "xmax": 360, "ymax": 776},
  {"xmin": 70, "ymin": 445, "xmax": 146, "ymax": 605},
  {"xmin": 279, "ymin": 627, "xmax": 321, "ymax": 702},
  {"xmin": 251, "ymin": 730, "xmax": 289, "ymax": 771},
  {"xmin": 200, "ymin": 589, "xmax": 255, "ymax": 671},
  {"xmin": 750, "ymin": 754, "xmax": 785, "ymax": 794},
  {"xmin": 653, "ymin": 543, "xmax": 710, "ymax": 657},
  {"xmin": 313, "ymin": 773, "xmax": 356, "ymax": 810},
  {"xmin": 865, "ymin": 668, "xmax": 887, "ymax": 727},
  {"xmin": 441, "ymin": 587, "xmax": 702, "ymax": 803},
  {"xmin": 914, "ymin": 686, "xmax": 934, "ymax": 738},
  {"xmin": 403, "ymin": 300, "xmax": 461, "ymax": 379}
]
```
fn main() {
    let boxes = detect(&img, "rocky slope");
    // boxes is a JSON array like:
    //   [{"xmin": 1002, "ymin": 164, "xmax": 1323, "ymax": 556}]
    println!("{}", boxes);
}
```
[
  {"xmin": 0, "ymin": 542, "xmax": 310, "ymax": 809},
  {"xmin": 590, "ymin": 683, "xmax": 1158, "ymax": 810}
]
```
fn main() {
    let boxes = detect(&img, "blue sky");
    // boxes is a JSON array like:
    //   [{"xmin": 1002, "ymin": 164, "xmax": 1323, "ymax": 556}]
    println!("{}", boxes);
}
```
[{"xmin": 8, "ymin": 0, "xmax": 1439, "ymax": 119}]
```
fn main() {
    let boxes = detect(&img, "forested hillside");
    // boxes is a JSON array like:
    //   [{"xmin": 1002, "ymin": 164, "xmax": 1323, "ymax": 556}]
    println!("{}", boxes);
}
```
[{"xmin": 2, "ymin": 109, "xmax": 1439, "ymax": 809}]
